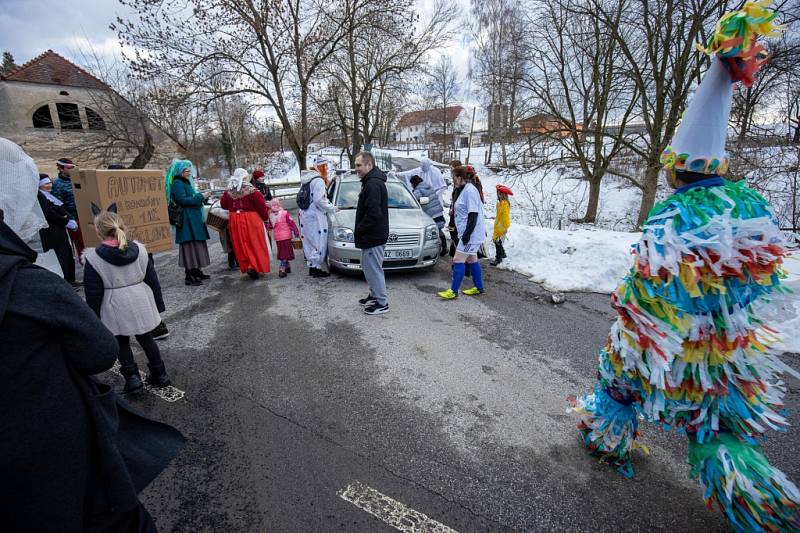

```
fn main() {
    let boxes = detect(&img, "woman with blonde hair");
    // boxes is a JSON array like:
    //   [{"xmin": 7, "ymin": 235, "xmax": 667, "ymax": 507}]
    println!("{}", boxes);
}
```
[{"xmin": 83, "ymin": 206, "xmax": 171, "ymax": 394}]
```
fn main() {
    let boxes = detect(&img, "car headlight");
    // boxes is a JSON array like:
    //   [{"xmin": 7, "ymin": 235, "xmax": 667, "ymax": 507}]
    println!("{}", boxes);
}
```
[
  {"xmin": 424, "ymin": 224, "xmax": 438, "ymax": 242},
  {"xmin": 333, "ymin": 226, "xmax": 354, "ymax": 242}
]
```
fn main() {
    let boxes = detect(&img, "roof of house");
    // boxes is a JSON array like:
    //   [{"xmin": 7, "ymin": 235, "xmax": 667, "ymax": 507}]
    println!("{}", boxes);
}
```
[
  {"xmin": 398, "ymin": 106, "xmax": 464, "ymax": 128},
  {"xmin": 0, "ymin": 49, "xmax": 109, "ymax": 90}
]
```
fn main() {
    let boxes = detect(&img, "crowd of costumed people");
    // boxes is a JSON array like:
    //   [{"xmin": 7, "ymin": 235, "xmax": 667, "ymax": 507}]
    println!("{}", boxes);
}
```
[{"xmin": 570, "ymin": 2, "xmax": 799, "ymax": 530}]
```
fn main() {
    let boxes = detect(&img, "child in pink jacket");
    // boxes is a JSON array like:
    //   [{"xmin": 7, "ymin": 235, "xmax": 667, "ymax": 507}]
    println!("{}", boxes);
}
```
[{"xmin": 267, "ymin": 198, "xmax": 300, "ymax": 278}]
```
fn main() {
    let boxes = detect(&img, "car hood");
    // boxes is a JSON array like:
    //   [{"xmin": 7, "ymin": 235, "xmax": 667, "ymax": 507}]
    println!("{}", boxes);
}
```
[{"xmin": 329, "ymin": 208, "xmax": 434, "ymax": 230}]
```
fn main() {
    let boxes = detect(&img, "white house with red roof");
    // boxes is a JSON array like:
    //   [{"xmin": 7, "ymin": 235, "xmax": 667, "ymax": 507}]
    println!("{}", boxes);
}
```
[{"xmin": 395, "ymin": 105, "xmax": 471, "ymax": 147}]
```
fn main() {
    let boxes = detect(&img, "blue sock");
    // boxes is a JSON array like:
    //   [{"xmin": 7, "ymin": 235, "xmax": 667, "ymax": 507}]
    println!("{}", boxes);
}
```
[
  {"xmin": 451, "ymin": 263, "xmax": 466, "ymax": 292},
  {"xmin": 470, "ymin": 262, "xmax": 484, "ymax": 291}
]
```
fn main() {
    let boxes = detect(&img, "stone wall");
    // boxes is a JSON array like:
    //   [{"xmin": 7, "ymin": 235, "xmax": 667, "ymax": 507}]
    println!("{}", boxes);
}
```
[{"xmin": 0, "ymin": 80, "xmax": 182, "ymax": 177}]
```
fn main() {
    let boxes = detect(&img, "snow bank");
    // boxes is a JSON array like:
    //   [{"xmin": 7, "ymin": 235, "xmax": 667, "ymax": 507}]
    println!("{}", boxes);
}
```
[
  {"xmin": 774, "ymin": 253, "xmax": 800, "ymax": 354},
  {"xmin": 494, "ymin": 225, "xmax": 640, "ymax": 293}
]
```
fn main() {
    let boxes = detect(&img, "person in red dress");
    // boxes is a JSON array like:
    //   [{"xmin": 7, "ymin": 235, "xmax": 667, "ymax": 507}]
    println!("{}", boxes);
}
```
[{"xmin": 220, "ymin": 168, "xmax": 271, "ymax": 279}]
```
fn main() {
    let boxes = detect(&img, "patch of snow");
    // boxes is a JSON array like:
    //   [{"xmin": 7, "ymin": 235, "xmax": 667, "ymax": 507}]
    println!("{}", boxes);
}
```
[
  {"xmin": 493, "ymin": 224, "xmax": 639, "ymax": 293},
  {"xmin": 774, "ymin": 251, "xmax": 800, "ymax": 354}
]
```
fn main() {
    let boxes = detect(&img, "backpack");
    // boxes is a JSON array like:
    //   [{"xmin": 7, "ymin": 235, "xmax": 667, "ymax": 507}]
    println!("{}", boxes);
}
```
[{"xmin": 296, "ymin": 177, "xmax": 320, "ymax": 210}]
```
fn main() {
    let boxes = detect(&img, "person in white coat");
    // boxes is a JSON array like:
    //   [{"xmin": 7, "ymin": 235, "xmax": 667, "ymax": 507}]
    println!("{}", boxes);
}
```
[
  {"xmin": 394, "ymin": 157, "xmax": 447, "ymax": 204},
  {"xmin": 299, "ymin": 156, "xmax": 337, "ymax": 277}
]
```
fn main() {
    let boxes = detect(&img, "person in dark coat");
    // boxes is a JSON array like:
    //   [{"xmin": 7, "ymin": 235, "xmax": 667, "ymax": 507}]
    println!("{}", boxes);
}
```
[
  {"xmin": 37, "ymin": 174, "xmax": 77, "ymax": 283},
  {"xmin": 168, "ymin": 163, "xmax": 211, "ymax": 285},
  {"xmin": 0, "ymin": 209, "xmax": 185, "ymax": 532},
  {"xmin": 251, "ymin": 168, "xmax": 273, "ymax": 200},
  {"xmin": 353, "ymin": 151, "xmax": 390, "ymax": 315},
  {"xmin": 51, "ymin": 157, "xmax": 85, "ymax": 259}
]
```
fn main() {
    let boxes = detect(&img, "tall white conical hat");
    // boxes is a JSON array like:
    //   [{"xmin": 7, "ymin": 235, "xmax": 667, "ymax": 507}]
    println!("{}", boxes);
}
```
[{"xmin": 661, "ymin": 0, "xmax": 784, "ymax": 176}]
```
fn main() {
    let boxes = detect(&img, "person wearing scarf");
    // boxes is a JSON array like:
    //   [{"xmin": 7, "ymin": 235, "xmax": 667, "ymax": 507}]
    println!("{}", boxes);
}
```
[
  {"xmin": 37, "ymin": 174, "xmax": 78, "ymax": 284},
  {"xmin": 220, "ymin": 168, "xmax": 272, "ymax": 279},
  {"xmin": 166, "ymin": 159, "xmax": 212, "ymax": 285}
]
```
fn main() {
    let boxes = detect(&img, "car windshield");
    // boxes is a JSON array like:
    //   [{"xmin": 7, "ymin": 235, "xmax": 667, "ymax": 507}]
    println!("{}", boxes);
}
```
[{"xmin": 335, "ymin": 181, "xmax": 419, "ymax": 209}]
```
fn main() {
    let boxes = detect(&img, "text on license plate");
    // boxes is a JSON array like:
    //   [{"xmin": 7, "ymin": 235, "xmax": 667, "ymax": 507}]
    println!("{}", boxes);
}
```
[{"xmin": 384, "ymin": 249, "xmax": 413, "ymax": 259}]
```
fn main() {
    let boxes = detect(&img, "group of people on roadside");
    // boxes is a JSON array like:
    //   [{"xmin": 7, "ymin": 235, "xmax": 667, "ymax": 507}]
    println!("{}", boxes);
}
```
[
  {"xmin": 395, "ymin": 157, "xmax": 514, "ymax": 299},
  {"xmin": 0, "ymin": 136, "xmax": 185, "ymax": 531}
]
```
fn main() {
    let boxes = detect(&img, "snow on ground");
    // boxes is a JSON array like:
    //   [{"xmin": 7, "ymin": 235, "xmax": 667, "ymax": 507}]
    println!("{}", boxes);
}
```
[
  {"xmin": 493, "ymin": 225, "xmax": 639, "ymax": 293},
  {"xmin": 774, "ymin": 253, "xmax": 800, "ymax": 354}
]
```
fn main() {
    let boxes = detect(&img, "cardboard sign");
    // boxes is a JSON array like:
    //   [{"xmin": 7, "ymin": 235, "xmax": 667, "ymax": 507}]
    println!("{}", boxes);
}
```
[{"xmin": 73, "ymin": 169, "xmax": 173, "ymax": 254}]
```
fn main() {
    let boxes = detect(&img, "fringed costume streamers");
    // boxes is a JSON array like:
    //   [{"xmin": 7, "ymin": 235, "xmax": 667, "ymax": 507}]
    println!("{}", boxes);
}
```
[{"xmin": 569, "ymin": 2, "xmax": 798, "ymax": 529}]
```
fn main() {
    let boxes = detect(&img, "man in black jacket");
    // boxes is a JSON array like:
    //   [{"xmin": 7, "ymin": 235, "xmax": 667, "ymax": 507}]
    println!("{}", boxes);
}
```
[{"xmin": 354, "ymin": 151, "xmax": 389, "ymax": 315}]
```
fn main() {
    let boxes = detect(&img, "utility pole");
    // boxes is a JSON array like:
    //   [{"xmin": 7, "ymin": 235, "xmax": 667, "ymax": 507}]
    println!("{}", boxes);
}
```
[{"xmin": 466, "ymin": 107, "xmax": 476, "ymax": 164}]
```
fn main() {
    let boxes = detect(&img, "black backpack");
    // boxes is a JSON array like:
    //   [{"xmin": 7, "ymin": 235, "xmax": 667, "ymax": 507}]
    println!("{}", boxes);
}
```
[{"xmin": 296, "ymin": 177, "xmax": 319, "ymax": 210}]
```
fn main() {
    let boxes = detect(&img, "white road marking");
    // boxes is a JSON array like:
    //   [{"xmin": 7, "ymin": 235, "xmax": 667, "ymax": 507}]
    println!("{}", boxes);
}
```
[
  {"xmin": 337, "ymin": 481, "xmax": 460, "ymax": 533},
  {"xmin": 110, "ymin": 361, "xmax": 186, "ymax": 402}
]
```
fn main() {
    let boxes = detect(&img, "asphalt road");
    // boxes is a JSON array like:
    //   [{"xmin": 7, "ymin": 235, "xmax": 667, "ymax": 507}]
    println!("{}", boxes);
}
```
[{"xmin": 93, "ymin": 231, "xmax": 800, "ymax": 533}]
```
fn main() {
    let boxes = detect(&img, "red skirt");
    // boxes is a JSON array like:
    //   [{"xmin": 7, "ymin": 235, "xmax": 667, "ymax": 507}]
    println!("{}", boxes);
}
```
[
  {"xmin": 276, "ymin": 239, "xmax": 295, "ymax": 261},
  {"xmin": 228, "ymin": 211, "xmax": 270, "ymax": 274}
]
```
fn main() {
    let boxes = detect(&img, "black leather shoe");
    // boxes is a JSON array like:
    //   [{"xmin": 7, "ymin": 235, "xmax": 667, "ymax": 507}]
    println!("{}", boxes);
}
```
[
  {"xmin": 247, "ymin": 268, "xmax": 260, "ymax": 280},
  {"xmin": 150, "ymin": 321, "xmax": 170, "ymax": 340},
  {"xmin": 185, "ymin": 276, "xmax": 202, "ymax": 286},
  {"xmin": 123, "ymin": 373, "xmax": 144, "ymax": 394},
  {"xmin": 146, "ymin": 365, "xmax": 172, "ymax": 388}
]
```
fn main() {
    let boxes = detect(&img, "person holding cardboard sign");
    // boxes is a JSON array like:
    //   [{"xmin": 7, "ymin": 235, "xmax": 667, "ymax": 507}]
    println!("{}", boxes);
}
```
[{"xmin": 166, "ymin": 160, "xmax": 211, "ymax": 286}]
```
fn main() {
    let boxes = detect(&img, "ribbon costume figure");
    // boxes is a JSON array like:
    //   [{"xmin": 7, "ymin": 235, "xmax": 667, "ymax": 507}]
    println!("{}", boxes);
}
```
[{"xmin": 570, "ymin": 2, "xmax": 799, "ymax": 530}]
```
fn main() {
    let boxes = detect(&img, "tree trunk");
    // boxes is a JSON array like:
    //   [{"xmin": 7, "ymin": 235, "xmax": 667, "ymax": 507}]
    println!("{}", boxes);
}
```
[
  {"xmin": 129, "ymin": 127, "xmax": 154, "ymax": 169},
  {"xmin": 574, "ymin": 175, "xmax": 602, "ymax": 223},
  {"xmin": 636, "ymin": 165, "xmax": 661, "ymax": 228},
  {"xmin": 793, "ymin": 121, "xmax": 800, "ymax": 144}
]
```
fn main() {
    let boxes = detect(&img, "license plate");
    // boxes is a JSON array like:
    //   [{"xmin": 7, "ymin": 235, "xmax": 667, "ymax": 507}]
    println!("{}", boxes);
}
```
[{"xmin": 384, "ymin": 249, "xmax": 413, "ymax": 259}]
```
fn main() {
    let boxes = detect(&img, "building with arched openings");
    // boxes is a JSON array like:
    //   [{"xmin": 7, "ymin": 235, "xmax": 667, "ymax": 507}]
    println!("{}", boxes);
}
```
[{"xmin": 0, "ymin": 50, "xmax": 182, "ymax": 176}]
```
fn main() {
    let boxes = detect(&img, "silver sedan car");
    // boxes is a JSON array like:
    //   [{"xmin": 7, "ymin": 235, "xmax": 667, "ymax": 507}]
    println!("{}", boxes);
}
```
[{"xmin": 326, "ymin": 172, "xmax": 441, "ymax": 272}]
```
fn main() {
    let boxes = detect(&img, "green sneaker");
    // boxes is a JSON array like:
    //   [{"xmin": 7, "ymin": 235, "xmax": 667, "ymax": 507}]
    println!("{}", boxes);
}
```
[
  {"xmin": 462, "ymin": 287, "xmax": 484, "ymax": 296},
  {"xmin": 437, "ymin": 288, "xmax": 457, "ymax": 299}
]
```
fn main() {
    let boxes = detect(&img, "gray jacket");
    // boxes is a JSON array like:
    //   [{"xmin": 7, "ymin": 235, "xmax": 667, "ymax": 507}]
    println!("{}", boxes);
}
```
[{"xmin": 413, "ymin": 182, "xmax": 444, "ymax": 221}]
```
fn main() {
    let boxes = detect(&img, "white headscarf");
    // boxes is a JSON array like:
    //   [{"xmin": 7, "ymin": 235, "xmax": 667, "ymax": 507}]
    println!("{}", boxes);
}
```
[
  {"xmin": 228, "ymin": 168, "xmax": 250, "ymax": 191},
  {"xmin": 312, "ymin": 155, "xmax": 328, "ymax": 170},
  {"xmin": 0, "ymin": 138, "xmax": 47, "ymax": 243}
]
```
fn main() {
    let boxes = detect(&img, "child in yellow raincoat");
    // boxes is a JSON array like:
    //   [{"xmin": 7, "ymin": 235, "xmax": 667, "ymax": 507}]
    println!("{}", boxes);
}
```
[{"xmin": 491, "ymin": 184, "xmax": 512, "ymax": 266}]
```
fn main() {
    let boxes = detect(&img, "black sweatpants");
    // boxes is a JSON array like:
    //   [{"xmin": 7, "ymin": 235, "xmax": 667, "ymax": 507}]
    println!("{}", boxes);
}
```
[{"xmin": 116, "ymin": 333, "xmax": 164, "ymax": 376}]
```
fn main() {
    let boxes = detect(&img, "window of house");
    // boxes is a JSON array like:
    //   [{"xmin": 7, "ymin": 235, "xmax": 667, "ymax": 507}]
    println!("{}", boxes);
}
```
[
  {"xmin": 85, "ymin": 107, "xmax": 106, "ymax": 130},
  {"xmin": 32, "ymin": 105, "xmax": 54, "ymax": 128},
  {"xmin": 56, "ymin": 103, "xmax": 83, "ymax": 130}
]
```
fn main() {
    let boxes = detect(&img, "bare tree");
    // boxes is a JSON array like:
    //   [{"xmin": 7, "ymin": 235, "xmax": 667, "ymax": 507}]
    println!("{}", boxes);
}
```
[
  {"xmin": 574, "ymin": 0, "xmax": 728, "ymax": 227},
  {"xmin": 68, "ymin": 51, "xmax": 173, "ymax": 169},
  {"xmin": 114, "ymin": 0, "xmax": 376, "ymax": 170},
  {"xmin": 318, "ymin": 0, "xmax": 456, "ymax": 164},
  {"xmin": 471, "ymin": 0, "xmax": 531, "ymax": 166},
  {"xmin": 520, "ymin": 0, "xmax": 638, "ymax": 223},
  {"xmin": 426, "ymin": 55, "xmax": 461, "ymax": 148}
]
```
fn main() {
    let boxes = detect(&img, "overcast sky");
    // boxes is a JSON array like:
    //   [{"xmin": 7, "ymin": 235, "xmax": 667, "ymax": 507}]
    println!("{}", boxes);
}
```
[{"xmin": 0, "ymin": 0, "xmax": 474, "ymax": 94}]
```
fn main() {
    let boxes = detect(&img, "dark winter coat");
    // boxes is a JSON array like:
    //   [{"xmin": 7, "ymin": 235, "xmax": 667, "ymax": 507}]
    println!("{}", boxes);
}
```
[
  {"xmin": 354, "ymin": 167, "xmax": 389, "ymax": 249},
  {"xmin": 84, "ymin": 241, "xmax": 166, "ymax": 317},
  {"xmin": 51, "ymin": 172, "xmax": 78, "ymax": 220},
  {"xmin": 37, "ymin": 191, "xmax": 71, "ymax": 250},
  {"xmin": 253, "ymin": 180, "xmax": 273, "ymax": 201},
  {"xmin": 170, "ymin": 176, "xmax": 210, "ymax": 244},
  {"xmin": 0, "ymin": 212, "xmax": 185, "ymax": 532}
]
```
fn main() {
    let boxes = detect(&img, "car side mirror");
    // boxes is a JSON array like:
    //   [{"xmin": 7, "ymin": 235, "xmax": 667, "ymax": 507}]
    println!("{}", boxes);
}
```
[{"xmin": 419, "ymin": 196, "xmax": 430, "ymax": 205}]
